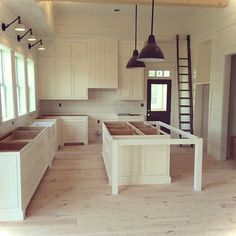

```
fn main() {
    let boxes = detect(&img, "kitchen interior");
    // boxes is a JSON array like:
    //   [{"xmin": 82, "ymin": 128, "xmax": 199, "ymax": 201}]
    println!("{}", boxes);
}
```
[{"xmin": 1, "ymin": 0, "xmax": 236, "ymax": 235}]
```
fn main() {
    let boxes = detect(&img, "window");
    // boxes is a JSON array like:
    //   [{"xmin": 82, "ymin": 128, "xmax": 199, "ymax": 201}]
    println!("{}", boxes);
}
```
[
  {"xmin": 148, "ymin": 70, "xmax": 156, "ymax": 77},
  {"xmin": 164, "ymin": 70, "xmax": 171, "ymax": 77},
  {"xmin": 156, "ymin": 70, "xmax": 163, "ymax": 77},
  {"xmin": 0, "ymin": 46, "xmax": 14, "ymax": 121},
  {"xmin": 148, "ymin": 70, "xmax": 171, "ymax": 78},
  {"xmin": 27, "ymin": 59, "xmax": 36, "ymax": 112},
  {"xmin": 151, "ymin": 84, "xmax": 167, "ymax": 111},
  {"xmin": 15, "ymin": 53, "xmax": 27, "ymax": 116}
]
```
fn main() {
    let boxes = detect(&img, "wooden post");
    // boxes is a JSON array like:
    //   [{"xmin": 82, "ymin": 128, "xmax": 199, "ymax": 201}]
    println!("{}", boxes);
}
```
[
  {"xmin": 112, "ymin": 140, "xmax": 119, "ymax": 195},
  {"xmin": 194, "ymin": 138, "xmax": 203, "ymax": 191}
]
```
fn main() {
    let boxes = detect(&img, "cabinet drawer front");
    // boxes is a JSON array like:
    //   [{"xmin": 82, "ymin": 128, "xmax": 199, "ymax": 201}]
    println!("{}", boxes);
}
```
[{"xmin": 60, "ymin": 116, "xmax": 88, "ymax": 122}]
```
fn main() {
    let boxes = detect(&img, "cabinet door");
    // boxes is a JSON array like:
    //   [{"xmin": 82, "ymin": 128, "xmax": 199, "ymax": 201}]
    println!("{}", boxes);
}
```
[
  {"xmin": 38, "ymin": 57, "xmax": 56, "ymax": 99},
  {"xmin": 141, "ymin": 145, "xmax": 170, "ymax": 176},
  {"xmin": 72, "ymin": 57, "xmax": 88, "ymax": 99},
  {"xmin": 75, "ymin": 123, "xmax": 87, "ymax": 141},
  {"xmin": 61, "ymin": 117, "xmax": 88, "ymax": 144},
  {"xmin": 131, "ymin": 69, "xmax": 144, "ymax": 100},
  {"xmin": 119, "ymin": 146, "xmax": 141, "ymax": 177},
  {"xmin": 61, "ymin": 120, "xmax": 76, "ymax": 142},
  {"xmin": 55, "ymin": 57, "xmax": 72, "ymax": 98},
  {"xmin": 117, "ymin": 57, "xmax": 132, "ymax": 99},
  {"xmin": 88, "ymin": 39, "xmax": 118, "ymax": 88}
]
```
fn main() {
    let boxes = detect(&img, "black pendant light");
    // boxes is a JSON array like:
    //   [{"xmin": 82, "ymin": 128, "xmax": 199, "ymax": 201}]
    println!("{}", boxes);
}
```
[
  {"xmin": 137, "ymin": 0, "xmax": 165, "ymax": 62},
  {"xmin": 126, "ymin": 5, "xmax": 146, "ymax": 68}
]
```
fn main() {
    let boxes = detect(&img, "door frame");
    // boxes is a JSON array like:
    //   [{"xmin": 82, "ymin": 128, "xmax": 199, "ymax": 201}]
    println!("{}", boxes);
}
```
[{"xmin": 146, "ymin": 79, "xmax": 172, "ymax": 123}]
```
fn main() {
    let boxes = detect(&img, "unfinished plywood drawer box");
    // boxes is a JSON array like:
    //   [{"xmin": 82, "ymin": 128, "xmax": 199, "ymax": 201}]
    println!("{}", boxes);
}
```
[{"xmin": 0, "ymin": 127, "xmax": 51, "ymax": 221}]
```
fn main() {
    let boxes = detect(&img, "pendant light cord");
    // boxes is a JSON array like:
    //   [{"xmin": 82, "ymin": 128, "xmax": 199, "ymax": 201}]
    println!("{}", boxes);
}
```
[
  {"xmin": 151, "ymin": 0, "xmax": 154, "ymax": 35},
  {"xmin": 135, "ymin": 5, "xmax": 137, "ymax": 50}
]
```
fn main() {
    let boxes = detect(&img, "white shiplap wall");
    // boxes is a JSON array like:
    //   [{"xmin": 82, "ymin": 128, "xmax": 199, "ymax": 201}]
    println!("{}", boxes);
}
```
[
  {"xmin": 189, "ymin": 0, "xmax": 236, "ymax": 160},
  {"xmin": 0, "ymin": 1, "xmax": 38, "ymax": 136}
]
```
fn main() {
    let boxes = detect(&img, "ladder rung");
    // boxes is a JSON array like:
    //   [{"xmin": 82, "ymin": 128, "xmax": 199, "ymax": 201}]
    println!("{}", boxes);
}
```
[
  {"xmin": 179, "ymin": 58, "xmax": 188, "ymax": 60},
  {"xmin": 179, "ymin": 66, "xmax": 188, "ymax": 68},
  {"xmin": 179, "ymin": 89, "xmax": 189, "ymax": 91},
  {"xmin": 182, "ymin": 129, "xmax": 191, "ymax": 132},
  {"xmin": 179, "ymin": 73, "xmax": 189, "ymax": 76},
  {"xmin": 180, "ymin": 121, "xmax": 191, "ymax": 124},
  {"xmin": 179, "ymin": 97, "xmax": 190, "ymax": 99},
  {"xmin": 180, "ymin": 113, "xmax": 190, "ymax": 115},
  {"xmin": 180, "ymin": 105, "xmax": 190, "ymax": 107}
]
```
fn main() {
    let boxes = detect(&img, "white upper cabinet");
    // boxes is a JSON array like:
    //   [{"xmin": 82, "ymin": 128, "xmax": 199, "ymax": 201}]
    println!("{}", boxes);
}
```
[
  {"xmin": 72, "ymin": 56, "xmax": 88, "ymax": 99},
  {"xmin": 55, "ymin": 57, "xmax": 72, "ymax": 98},
  {"xmin": 71, "ymin": 41, "xmax": 88, "ymax": 99},
  {"xmin": 117, "ymin": 41, "xmax": 144, "ymax": 100},
  {"xmin": 38, "ymin": 41, "xmax": 88, "ymax": 100},
  {"xmin": 38, "ymin": 57, "xmax": 56, "ymax": 99},
  {"xmin": 88, "ymin": 39, "xmax": 118, "ymax": 89}
]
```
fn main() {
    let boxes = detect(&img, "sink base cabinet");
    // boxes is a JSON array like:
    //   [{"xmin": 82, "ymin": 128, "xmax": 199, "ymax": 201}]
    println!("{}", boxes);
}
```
[
  {"xmin": 61, "ymin": 116, "xmax": 88, "ymax": 146},
  {"xmin": 0, "ymin": 129, "xmax": 50, "ymax": 221}
]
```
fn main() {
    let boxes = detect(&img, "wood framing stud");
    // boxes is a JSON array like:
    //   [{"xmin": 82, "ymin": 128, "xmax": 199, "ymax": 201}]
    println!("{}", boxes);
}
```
[{"xmin": 38, "ymin": 0, "xmax": 229, "ymax": 8}]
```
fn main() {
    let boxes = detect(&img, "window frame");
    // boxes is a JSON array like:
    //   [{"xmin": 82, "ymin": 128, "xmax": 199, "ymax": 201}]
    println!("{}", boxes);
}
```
[
  {"xmin": 0, "ymin": 45, "xmax": 15, "ymax": 122},
  {"xmin": 15, "ymin": 53, "xmax": 27, "ymax": 117},
  {"xmin": 27, "ymin": 58, "xmax": 36, "ymax": 113}
]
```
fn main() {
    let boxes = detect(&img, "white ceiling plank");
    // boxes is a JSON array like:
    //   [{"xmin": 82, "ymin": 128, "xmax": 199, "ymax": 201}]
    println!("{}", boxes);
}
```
[{"xmin": 37, "ymin": 0, "xmax": 229, "ymax": 8}]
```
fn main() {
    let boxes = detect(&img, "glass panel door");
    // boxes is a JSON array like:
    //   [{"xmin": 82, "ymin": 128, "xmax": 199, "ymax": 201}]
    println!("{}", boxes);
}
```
[{"xmin": 147, "ymin": 79, "xmax": 171, "ymax": 125}]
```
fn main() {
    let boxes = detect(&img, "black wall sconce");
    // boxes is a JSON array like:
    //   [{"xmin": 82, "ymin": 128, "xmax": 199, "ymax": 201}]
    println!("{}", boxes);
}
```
[
  {"xmin": 28, "ymin": 39, "xmax": 45, "ymax": 50},
  {"xmin": 17, "ymin": 28, "xmax": 36, "ymax": 42},
  {"xmin": 2, "ymin": 16, "xmax": 26, "ymax": 32}
]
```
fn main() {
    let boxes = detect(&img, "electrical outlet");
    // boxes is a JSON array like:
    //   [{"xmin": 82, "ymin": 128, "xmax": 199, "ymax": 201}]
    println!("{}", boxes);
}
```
[
  {"xmin": 59, "ymin": 103, "xmax": 62, "ymax": 107},
  {"xmin": 141, "ymin": 103, "xmax": 144, "ymax": 107}
]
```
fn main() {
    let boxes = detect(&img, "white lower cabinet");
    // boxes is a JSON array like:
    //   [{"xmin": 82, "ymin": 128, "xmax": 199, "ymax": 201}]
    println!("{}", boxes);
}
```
[
  {"xmin": 0, "ymin": 128, "xmax": 50, "ymax": 221},
  {"xmin": 61, "ymin": 116, "xmax": 88, "ymax": 145},
  {"xmin": 32, "ymin": 120, "xmax": 57, "ymax": 166}
]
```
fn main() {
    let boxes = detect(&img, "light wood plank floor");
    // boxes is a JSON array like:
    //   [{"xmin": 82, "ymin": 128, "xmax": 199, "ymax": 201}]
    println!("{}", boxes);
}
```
[{"xmin": 1, "ymin": 143, "xmax": 236, "ymax": 236}]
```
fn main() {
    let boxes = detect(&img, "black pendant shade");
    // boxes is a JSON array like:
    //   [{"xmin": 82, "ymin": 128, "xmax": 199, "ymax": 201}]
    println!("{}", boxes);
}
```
[
  {"xmin": 137, "ymin": 35, "xmax": 165, "ymax": 62},
  {"xmin": 126, "ymin": 5, "xmax": 145, "ymax": 68},
  {"xmin": 137, "ymin": 0, "xmax": 165, "ymax": 63},
  {"xmin": 126, "ymin": 49, "xmax": 146, "ymax": 68}
]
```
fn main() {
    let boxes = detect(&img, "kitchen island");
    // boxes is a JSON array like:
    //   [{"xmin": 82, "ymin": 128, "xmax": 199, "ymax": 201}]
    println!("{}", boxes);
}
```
[
  {"xmin": 102, "ymin": 121, "xmax": 171, "ymax": 189},
  {"xmin": 102, "ymin": 121, "xmax": 203, "ymax": 195}
]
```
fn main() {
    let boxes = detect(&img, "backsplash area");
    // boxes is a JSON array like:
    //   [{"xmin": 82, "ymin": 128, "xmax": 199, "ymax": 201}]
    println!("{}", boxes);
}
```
[{"xmin": 40, "ymin": 90, "xmax": 146, "ymax": 116}]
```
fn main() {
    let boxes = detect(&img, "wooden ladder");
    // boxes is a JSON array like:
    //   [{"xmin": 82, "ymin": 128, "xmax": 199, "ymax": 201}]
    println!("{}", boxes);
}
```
[{"xmin": 176, "ymin": 35, "xmax": 194, "ymax": 136}]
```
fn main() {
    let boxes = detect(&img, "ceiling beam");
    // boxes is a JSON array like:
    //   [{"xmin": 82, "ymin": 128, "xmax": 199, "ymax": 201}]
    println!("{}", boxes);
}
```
[{"xmin": 37, "ymin": 0, "xmax": 229, "ymax": 8}]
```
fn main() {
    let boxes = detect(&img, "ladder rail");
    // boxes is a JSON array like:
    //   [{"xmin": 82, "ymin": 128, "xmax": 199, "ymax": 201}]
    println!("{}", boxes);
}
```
[
  {"xmin": 176, "ymin": 34, "xmax": 194, "ymax": 137},
  {"xmin": 176, "ymin": 35, "xmax": 182, "ymax": 134},
  {"xmin": 187, "ymin": 35, "xmax": 194, "ymax": 135}
]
